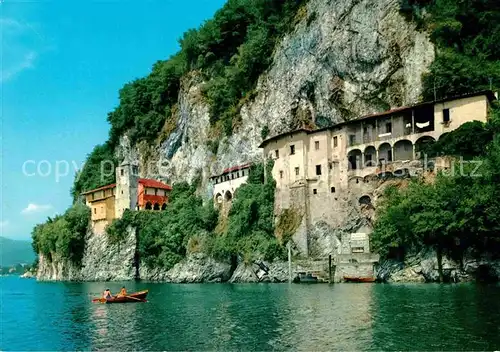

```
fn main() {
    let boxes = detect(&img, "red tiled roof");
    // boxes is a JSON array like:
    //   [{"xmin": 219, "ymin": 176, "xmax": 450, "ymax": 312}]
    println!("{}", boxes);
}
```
[
  {"xmin": 139, "ymin": 178, "xmax": 172, "ymax": 190},
  {"xmin": 222, "ymin": 163, "xmax": 252, "ymax": 174},
  {"xmin": 81, "ymin": 178, "xmax": 172, "ymax": 195},
  {"xmin": 210, "ymin": 163, "xmax": 252, "ymax": 179},
  {"xmin": 81, "ymin": 183, "xmax": 116, "ymax": 195}
]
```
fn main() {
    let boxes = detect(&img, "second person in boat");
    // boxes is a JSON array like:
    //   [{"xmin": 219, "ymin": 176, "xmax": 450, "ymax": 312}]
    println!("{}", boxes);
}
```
[{"xmin": 117, "ymin": 286, "xmax": 127, "ymax": 297}]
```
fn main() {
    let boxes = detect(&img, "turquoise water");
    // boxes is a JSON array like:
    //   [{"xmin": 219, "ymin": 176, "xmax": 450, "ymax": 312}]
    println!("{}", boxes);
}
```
[{"xmin": 1, "ymin": 276, "xmax": 500, "ymax": 351}]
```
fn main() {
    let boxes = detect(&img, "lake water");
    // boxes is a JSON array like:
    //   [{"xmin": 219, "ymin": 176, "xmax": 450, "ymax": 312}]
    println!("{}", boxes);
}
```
[{"xmin": 1, "ymin": 276, "xmax": 500, "ymax": 351}]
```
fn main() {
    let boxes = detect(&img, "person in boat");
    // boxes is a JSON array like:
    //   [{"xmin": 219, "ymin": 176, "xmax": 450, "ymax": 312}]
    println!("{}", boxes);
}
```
[
  {"xmin": 117, "ymin": 286, "xmax": 127, "ymax": 297},
  {"xmin": 103, "ymin": 289, "xmax": 112, "ymax": 300}
]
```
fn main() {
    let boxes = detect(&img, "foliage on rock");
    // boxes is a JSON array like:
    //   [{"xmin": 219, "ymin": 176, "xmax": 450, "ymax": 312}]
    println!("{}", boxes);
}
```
[
  {"xmin": 31, "ymin": 203, "xmax": 91, "ymax": 265},
  {"xmin": 207, "ymin": 160, "xmax": 287, "ymax": 263},
  {"xmin": 402, "ymin": 0, "xmax": 500, "ymax": 100},
  {"xmin": 106, "ymin": 181, "xmax": 218, "ymax": 270},
  {"xmin": 372, "ymin": 106, "xmax": 500, "ymax": 280},
  {"xmin": 275, "ymin": 207, "xmax": 303, "ymax": 245}
]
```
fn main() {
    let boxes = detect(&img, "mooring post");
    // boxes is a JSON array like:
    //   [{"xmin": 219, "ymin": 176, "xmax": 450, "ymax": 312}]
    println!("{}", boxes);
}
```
[
  {"xmin": 329, "ymin": 254, "xmax": 332, "ymax": 284},
  {"xmin": 288, "ymin": 241, "xmax": 292, "ymax": 283}
]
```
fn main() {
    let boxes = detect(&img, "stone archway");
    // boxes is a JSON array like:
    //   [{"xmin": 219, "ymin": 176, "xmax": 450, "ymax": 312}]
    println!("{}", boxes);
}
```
[
  {"xmin": 224, "ymin": 190, "xmax": 233, "ymax": 202},
  {"xmin": 347, "ymin": 149, "xmax": 363, "ymax": 170},
  {"xmin": 161, "ymin": 203, "xmax": 167, "ymax": 210},
  {"xmin": 364, "ymin": 146, "xmax": 377, "ymax": 167},
  {"xmin": 145, "ymin": 202, "xmax": 152, "ymax": 210},
  {"xmin": 153, "ymin": 203, "xmax": 160, "ymax": 211},
  {"xmin": 393, "ymin": 139, "xmax": 413, "ymax": 161},
  {"xmin": 359, "ymin": 195, "xmax": 372, "ymax": 205},
  {"xmin": 378, "ymin": 143, "xmax": 392, "ymax": 164},
  {"xmin": 215, "ymin": 193, "xmax": 223, "ymax": 204},
  {"xmin": 415, "ymin": 136, "xmax": 436, "ymax": 158}
]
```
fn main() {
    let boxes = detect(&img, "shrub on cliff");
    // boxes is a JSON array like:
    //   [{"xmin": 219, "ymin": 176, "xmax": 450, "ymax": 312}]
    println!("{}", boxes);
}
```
[
  {"xmin": 70, "ymin": 143, "xmax": 117, "ymax": 202},
  {"xmin": 106, "ymin": 181, "xmax": 219, "ymax": 270},
  {"xmin": 406, "ymin": 0, "xmax": 500, "ymax": 100},
  {"xmin": 31, "ymin": 203, "xmax": 91, "ymax": 265},
  {"xmin": 372, "ymin": 107, "xmax": 500, "ymax": 281},
  {"xmin": 208, "ymin": 160, "xmax": 287, "ymax": 263}
]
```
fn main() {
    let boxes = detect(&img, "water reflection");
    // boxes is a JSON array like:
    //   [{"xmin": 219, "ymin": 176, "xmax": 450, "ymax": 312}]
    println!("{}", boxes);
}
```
[
  {"xmin": 370, "ymin": 283, "xmax": 500, "ymax": 351},
  {"xmin": 3, "ymin": 277, "xmax": 500, "ymax": 351},
  {"xmin": 273, "ymin": 284, "xmax": 374, "ymax": 351}
]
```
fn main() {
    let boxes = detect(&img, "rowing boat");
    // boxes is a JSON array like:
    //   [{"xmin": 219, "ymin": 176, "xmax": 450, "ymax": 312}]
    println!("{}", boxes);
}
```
[
  {"xmin": 92, "ymin": 290, "xmax": 149, "ymax": 303},
  {"xmin": 343, "ymin": 276, "xmax": 376, "ymax": 283}
]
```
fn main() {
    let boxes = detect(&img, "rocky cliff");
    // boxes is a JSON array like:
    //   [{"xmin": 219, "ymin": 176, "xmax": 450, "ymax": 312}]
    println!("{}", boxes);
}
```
[
  {"xmin": 376, "ymin": 249, "xmax": 500, "ymax": 283},
  {"xmin": 37, "ymin": 0, "xmax": 438, "ymax": 282}
]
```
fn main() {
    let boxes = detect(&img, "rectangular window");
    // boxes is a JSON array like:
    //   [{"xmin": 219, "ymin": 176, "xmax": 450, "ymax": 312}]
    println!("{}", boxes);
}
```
[
  {"xmin": 232, "ymin": 174, "xmax": 235, "ymax": 179},
  {"xmin": 349, "ymin": 135, "xmax": 356, "ymax": 146},
  {"xmin": 331, "ymin": 187, "xmax": 336, "ymax": 193},
  {"xmin": 386, "ymin": 122, "xmax": 392, "ymax": 134},
  {"xmin": 280, "ymin": 171, "xmax": 283, "ymax": 179},
  {"xmin": 155, "ymin": 188, "xmax": 158, "ymax": 195},
  {"xmin": 237, "ymin": 172, "xmax": 239, "ymax": 178},
  {"xmin": 316, "ymin": 165, "xmax": 322, "ymax": 176},
  {"xmin": 333, "ymin": 136, "xmax": 338, "ymax": 148},
  {"xmin": 290, "ymin": 145, "xmax": 295, "ymax": 155},
  {"xmin": 363, "ymin": 126, "xmax": 368, "ymax": 135},
  {"xmin": 275, "ymin": 150, "xmax": 279, "ymax": 159},
  {"xmin": 121, "ymin": 169, "xmax": 124, "ymax": 176},
  {"xmin": 443, "ymin": 108, "xmax": 450, "ymax": 123},
  {"xmin": 94, "ymin": 208, "xmax": 96, "ymax": 214},
  {"xmin": 313, "ymin": 189, "xmax": 317, "ymax": 195},
  {"xmin": 315, "ymin": 141, "xmax": 320, "ymax": 150},
  {"xmin": 295, "ymin": 167, "xmax": 299, "ymax": 176},
  {"xmin": 242, "ymin": 170, "xmax": 245, "ymax": 176}
]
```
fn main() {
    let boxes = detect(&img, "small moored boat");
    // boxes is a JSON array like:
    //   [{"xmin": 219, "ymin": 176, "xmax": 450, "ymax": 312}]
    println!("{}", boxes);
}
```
[
  {"xmin": 343, "ymin": 276, "xmax": 376, "ymax": 283},
  {"xmin": 92, "ymin": 290, "xmax": 149, "ymax": 303}
]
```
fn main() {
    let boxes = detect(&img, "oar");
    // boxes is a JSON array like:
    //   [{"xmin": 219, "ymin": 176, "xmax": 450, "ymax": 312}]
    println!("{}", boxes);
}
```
[{"xmin": 125, "ymin": 295, "xmax": 146, "ymax": 302}]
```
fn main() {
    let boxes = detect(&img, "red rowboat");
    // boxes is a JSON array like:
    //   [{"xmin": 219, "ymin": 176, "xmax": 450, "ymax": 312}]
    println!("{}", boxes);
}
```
[
  {"xmin": 92, "ymin": 290, "xmax": 149, "ymax": 303},
  {"xmin": 343, "ymin": 276, "xmax": 376, "ymax": 283}
]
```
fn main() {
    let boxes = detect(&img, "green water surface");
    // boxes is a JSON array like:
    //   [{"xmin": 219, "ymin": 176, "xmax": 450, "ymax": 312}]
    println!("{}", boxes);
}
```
[{"xmin": 1, "ymin": 277, "xmax": 499, "ymax": 351}]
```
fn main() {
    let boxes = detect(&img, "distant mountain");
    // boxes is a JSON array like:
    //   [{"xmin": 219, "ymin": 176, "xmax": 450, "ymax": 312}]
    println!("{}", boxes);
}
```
[{"xmin": 0, "ymin": 237, "xmax": 36, "ymax": 267}]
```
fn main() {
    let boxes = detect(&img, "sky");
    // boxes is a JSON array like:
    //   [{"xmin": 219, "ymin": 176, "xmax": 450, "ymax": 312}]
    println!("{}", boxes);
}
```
[{"xmin": 1, "ymin": 0, "xmax": 227, "ymax": 241}]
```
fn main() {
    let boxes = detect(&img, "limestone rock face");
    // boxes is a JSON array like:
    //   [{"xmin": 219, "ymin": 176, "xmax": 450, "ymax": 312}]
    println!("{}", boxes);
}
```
[
  {"xmin": 161, "ymin": 253, "xmax": 233, "ymax": 283},
  {"xmin": 79, "ymin": 226, "xmax": 137, "ymax": 281},
  {"xmin": 376, "ymin": 249, "xmax": 500, "ymax": 283},
  {"xmin": 37, "ymin": 226, "xmax": 137, "ymax": 282},
  {"xmin": 229, "ymin": 260, "xmax": 293, "ymax": 283},
  {"xmin": 36, "ymin": 253, "xmax": 80, "ymax": 281},
  {"xmin": 229, "ymin": 264, "xmax": 260, "ymax": 283}
]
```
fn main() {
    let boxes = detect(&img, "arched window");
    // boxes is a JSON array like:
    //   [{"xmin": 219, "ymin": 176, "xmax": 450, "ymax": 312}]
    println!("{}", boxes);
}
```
[
  {"xmin": 347, "ymin": 149, "xmax": 362, "ymax": 170},
  {"xmin": 145, "ymin": 202, "xmax": 152, "ymax": 210},
  {"xmin": 359, "ymin": 195, "xmax": 372, "ymax": 206},
  {"xmin": 153, "ymin": 203, "xmax": 160, "ymax": 211},
  {"xmin": 393, "ymin": 140, "xmax": 413, "ymax": 161},
  {"xmin": 161, "ymin": 203, "xmax": 167, "ymax": 210}
]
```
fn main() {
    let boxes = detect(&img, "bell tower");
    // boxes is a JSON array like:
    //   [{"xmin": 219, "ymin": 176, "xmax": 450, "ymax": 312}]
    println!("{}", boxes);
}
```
[{"xmin": 115, "ymin": 158, "xmax": 139, "ymax": 219}]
